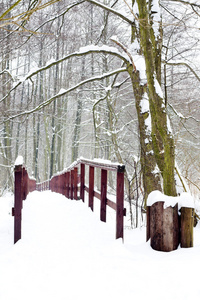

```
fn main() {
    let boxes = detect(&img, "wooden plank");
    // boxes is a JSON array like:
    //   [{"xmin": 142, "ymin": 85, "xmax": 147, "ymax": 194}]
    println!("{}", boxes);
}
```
[
  {"xmin": 85, "ymin": 185, "xmax": 89, "ymax": 193},
  {"xmin": 150, "ymin": 201, "xmax": 163, "ymax": 251},
  {"xmin": 93, "ymin": 190, "xmax": 101, "ymax": 200},
  {"xmin": 29, "ymin": 179, "xmax": 36, "ymax": 192},
  {"xmin": 79, "ymin": 158, "xmax": 125, "ymax": 172},
  {"xmin": 93, "ymin": 190, "xmax": 116, "ymax": 211},
  {"xmin": 107, "ymin": 199, "xmax": 116, "ymax": 211},
  {"xmin": 66, "ymin": 172, "xmax": 70, "ymax": 198},
  {"xmin": 100, "ymin": 169, "xmax": 107, "ymax": 222},
  {"xmin": 181, "ymin": 207, "xmax": 194, "ymax": 248},
  {"xmin": 14, "ymin": 164, "xmax": 23, "ymax": 244},
  {"xmin": 22, "ymin": 167, "xmax": 27, "ymax": 202},
  {"xmin": 150, "ymin": 202, "xmax": 179, "ymax": 252},
  {"xmin": 173, "ymin": 204, "xmax": 179, "ymax": 250},
  {"xmin": 74, "ymin": 167, "xmax": 78, "ymax": 200},
  {"xmin": 80, "ymin": 163, "xmax": 85, "ymax": 202},
  {"xmin": 89, "ymin": 166, "xmax": 94, "ymax": 211},
  {"xmin": 63, "ymin": 172, "xmax": 67, "ymax": 197},
  {"xmin": 60, "ymin": 173, "xmax": 65, "ymax": 195},
  {"xmin": 146, "ymin": 206, "xmax": 150, "ymax": 242},
  {"xmin": 70, "ymin": 170, "xmax": 74, "ymax": 200},
  {"xmin": 163, "ymin": 205, "xmax": 177, "ymax": 251},
  {"xmin": 116, "ymin": 170, "xmax": 124, "ymax": 239}
]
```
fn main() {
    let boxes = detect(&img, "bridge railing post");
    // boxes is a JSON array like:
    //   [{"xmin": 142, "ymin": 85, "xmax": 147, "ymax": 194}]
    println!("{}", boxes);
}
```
[
  {"xmin": 100, "ymin": 169, "xmax": 107, "ymax": 222},
  {"xmin": 70, "ymin": 170, "xmax": 74, "ymax": 199},
  {"xmin": 14, "ymin": 164, "xmax": 23, "ymax": 244},
  {"xmin": 89, "ymin": 166, "xmax": 94, "ymax": 211},
  {"xmin": 74, "ymin": 167, "xmax": 78, "ymax": 200},
  {"xmin": 66, "ymin": 172, "xmax": 70, "ymax": 198},
  {"xmin": 80, "ymin": 163, "xmax": 85, "ymax": 202},
  {"xmin": 48, "ymin": 158, "xmax": 125, "ymax": 240},
  {"xmin": 116, "ymin": 166, "xmax": 125, "ymax": 240}
]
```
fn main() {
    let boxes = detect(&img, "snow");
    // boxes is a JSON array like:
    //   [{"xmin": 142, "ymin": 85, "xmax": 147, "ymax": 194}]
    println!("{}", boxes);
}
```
[
  {"xmin": 57, "ymin": 88, "xmax": 67, "ymax": 95},
  {"xmin": 79, "ymin": 44, "xmax": 128, "ymax": 62},
  {"xmin": 140, "ymin": 92, "xmax": 149, "ymax": 114},
  {"xmin": 139, "ymin": 92, "xmax": 152, "ymax": 137},
  {"xmin": 14, "ymin": 155, "xmax": 23, "ymax": 166},
  {"xmin": 147, "ymin": 190, "xmax": 194, "ymax": 210},
  {"xmin": 134, "ymin": 54, "xmax": 147, "ymax": 82},
  {"xmin": 0, "ymin": 190, "xmax": 200, "ymax": 300},
  {"xmin": 154, "ymin": 77, "xmax": 163, "ymax": 99},
  {"xmin": 167, "ymin": 115, "xmax": 172, "ymax": 133},
  {"xmin": 152, "ymin": 164, "xmax": 160, "ymax": 175},
  {"xmin": 151, "ymin": 0, "xmax": 161, "ymax": 37},
  {"xmin": 128, "ymin": 41, "xmax": 147, "ymax": 82},
  {"xmin": 145, "ymin": 113, "xmax": 152, "ymax": 134},
  {"xmin": 133, "ymin": 1, "xmax": 139, "ymax": 15}
]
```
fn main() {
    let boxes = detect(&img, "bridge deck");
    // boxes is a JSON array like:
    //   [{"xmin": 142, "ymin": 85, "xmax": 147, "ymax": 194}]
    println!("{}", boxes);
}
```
[{"xmin": 0, "ymin": 190, "xmax": 199, "ymax": 299}]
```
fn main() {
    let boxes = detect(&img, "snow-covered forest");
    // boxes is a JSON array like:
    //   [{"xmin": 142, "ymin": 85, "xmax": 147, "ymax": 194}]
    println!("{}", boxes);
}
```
[{"xmin": 0, "ymin": 0, "xmax": 200, "ymax": 224}]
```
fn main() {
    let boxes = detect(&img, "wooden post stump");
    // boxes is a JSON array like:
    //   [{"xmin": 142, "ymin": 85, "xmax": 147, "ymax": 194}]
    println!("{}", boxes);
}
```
[
  {"xmin": 150, "ymin": 202, "xmax": 179, "ymax": 252},
  {"xmin": 181, "ymin": 207, "xmax": 194, "ymax": 248}
]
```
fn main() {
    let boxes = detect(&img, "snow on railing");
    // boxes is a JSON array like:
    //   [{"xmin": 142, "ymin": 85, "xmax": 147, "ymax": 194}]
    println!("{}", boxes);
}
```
[
  {"xmin": 13, "ymin": 157, "xmax": 126, "ymax": 243},
  {"xmin": 40, "ymin": 157, "xmax": 126, "ymax": 240}
]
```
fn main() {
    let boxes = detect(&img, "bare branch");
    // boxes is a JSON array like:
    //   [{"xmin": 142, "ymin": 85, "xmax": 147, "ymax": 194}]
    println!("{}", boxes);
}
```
[
  {"xmin": 85, "ymin": 0, "xmax": 133, "ymax": 25},
  {"xmin": 168, "ymin": 103, "xmax": 200, "ymax": 123},
  {"xmin": 0, "ymin": 0, "xmax": 22, "ymax": 19},
  {"xmin": 0, "ymin": 45, "xmax": 128, "ymax": 104},
  {"xmin": 0, "ymin": 0, "xmax": 62, "ymax": 29},
  {"xmin": 15, "ymin": 1, "xmax": 86, "ymax": 46},
  {"xmin": 164, "ymin": 60, "xmax": 200, "ymax": 82},
  {"xmin": 185, "ymin": 176, "xmax": 200, "ymax": 192},
  {"xmin": 164, "ymin": 0, "xmax": 200, "ymax": 8},
  {"xmin": 4, "ymin": 67, "xmax": 127, "ymax": 122},
  {"xmin": 111, "ymin": 38, "xmax": 137, "ymax": 72}
]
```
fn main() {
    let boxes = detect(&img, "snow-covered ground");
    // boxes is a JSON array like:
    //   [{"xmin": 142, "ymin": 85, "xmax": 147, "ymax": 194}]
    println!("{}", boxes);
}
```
[{"xmin": 0, "ymin": 190, "xmax": 200, "ymax": 300}]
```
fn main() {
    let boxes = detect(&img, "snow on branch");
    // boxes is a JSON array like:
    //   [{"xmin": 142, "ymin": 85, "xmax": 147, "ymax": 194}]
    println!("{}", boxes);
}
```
[
  {"xmin": 0, "ymin": 45, "xmax": 128, "ymax": 104},
  {"xmin": 85, "ymin": 0, "xmax": 133, "ymax": 24},
  {"xmin": 111, "ymin": 38, "xmax": 137, "ymax": 72},
  {"xmin": 0, "ymin": 69, "xmax": 14, "ymax": 79},
  {"xmin": 5, "ymin": 67, "xmax": 127, "ymax": 121},
  {"xmin": 168, "ymin": 103, "xmax": 200, "ymax": 123}
]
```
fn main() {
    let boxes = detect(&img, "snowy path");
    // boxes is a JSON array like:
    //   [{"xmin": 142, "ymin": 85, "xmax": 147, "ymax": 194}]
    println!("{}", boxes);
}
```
[{"xmin": 0, "ymin": 190, "xmax": 200, "ymax": 300}]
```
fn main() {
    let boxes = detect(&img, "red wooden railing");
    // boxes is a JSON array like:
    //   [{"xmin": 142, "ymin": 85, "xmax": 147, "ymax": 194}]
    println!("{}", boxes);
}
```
[
  {"xmin": 13, "ymin": 163, "xmax": 36, "ymax": 244},
  {"xmin": 13, "ymin": 157, "xmax": 126, "ymax": 244},
  {"xmin": 48, "ymin": 158, "xmax": 126, "ymax": 240}
]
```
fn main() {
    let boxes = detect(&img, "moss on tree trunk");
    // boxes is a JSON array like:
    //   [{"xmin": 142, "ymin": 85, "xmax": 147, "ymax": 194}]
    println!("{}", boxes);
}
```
[{"xmin": 137, "ymin": 0, "xmax": 176, "ymax": 196}]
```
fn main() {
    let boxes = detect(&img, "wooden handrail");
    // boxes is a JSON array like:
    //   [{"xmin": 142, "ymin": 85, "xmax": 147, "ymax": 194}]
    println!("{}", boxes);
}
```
[
  {"xmin": 49, "ymin": 157, "xmax": 126, "ymax": 240},
  {"xmin": 13, "ymin": 157, "xmax": 126, "ymax": 243}
]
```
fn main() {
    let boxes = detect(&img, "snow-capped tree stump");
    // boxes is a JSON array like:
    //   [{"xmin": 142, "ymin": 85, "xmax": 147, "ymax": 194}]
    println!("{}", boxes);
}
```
[
  {"xmin": 149, "ymin": 201, "xmax": 179, "ymax": 252},
  {"xmin": 147, "ymin": 191, "xmax": 194, "ymax": 252},
  {"xmin": 181, "ymin": 207, "xmax": 194, "ymax": 248}
]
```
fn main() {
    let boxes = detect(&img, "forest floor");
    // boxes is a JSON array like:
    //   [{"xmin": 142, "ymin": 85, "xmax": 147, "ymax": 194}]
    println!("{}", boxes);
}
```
[{"xmin": 0, "ymin": 190, "xmax": 200, "ymax": 300}]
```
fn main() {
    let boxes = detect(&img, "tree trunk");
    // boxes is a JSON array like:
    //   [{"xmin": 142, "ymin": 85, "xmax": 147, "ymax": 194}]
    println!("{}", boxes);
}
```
[{"xmin": 136, "ymin": 0, "xmax": 176, "ymax": 196}]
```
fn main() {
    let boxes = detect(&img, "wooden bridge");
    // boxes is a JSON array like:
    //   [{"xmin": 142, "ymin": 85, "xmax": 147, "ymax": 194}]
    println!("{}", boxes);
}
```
[{"xmin": 13, "ymin": 157, "xmax": 126, "ymax": 244}]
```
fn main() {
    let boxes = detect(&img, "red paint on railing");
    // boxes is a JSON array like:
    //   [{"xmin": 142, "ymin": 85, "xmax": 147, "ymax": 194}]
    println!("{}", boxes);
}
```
[
  {"xmin": 13, "ymin": 157, "xmax": 125, "ymax": 242},
  {"xmin": 48, "ymin": 158, "xmax": 126, "ymax": 240},
  {"xmin": 13, "ymin": 164, "xmax": 36, "ymax": 244}
]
